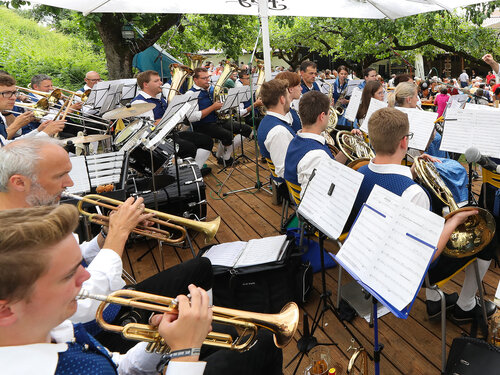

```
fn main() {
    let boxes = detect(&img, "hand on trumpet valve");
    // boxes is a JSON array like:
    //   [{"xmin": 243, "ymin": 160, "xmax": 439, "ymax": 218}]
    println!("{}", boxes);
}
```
[
  {"xmin": 12, "ymin": 111, "xmax": 35, "ymax": 128},
  {"xmin": 108, "ymin": 196, "xmax": 155, "ymax": 236},
  {"xmin": 151, "ymin": 284, "xmax": 213, "ymax": 355},
  {"xmin": 38, "ymin": 119, "xmax": 66, "ymax": 136}
]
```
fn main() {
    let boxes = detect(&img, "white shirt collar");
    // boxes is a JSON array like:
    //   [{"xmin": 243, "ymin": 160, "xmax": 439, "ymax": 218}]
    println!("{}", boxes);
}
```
[
  {"xmin": 266, "ymin": 111, "xmax": 292, "ymax": 125},
  {"xmin": 368, "ymin": 159, "xmax": 413, "ymax": 179},
  {"xmin": 83, "ymin": 84, "xmax": 91, "ymax": 91},
  {"xmin": 0, "ymin": 320, "xmax": 72, "ymax": 375},
  {"xmin": 297, "ymin": 130, "xmax": 326, "ymax": 144},
  {"xmin": 192, "ymin": 83, "xmax": 207, "ymax": 92},
  {"xmin": 138, "ymin": 90, "xmax": 162, "ymax": 100}
]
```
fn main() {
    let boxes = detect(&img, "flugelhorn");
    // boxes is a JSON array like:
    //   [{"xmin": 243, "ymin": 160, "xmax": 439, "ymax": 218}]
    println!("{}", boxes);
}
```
[
  {"xmin": 62, "ymin": 192, "xmax": 220, "ymax": 244},
  {"xmin": 77, "ymin": 288, "xmax": 299, "ymax": 354},
  {"xmin": 414, "ymin": 156, "xmax": 496, "ymax": 258}
]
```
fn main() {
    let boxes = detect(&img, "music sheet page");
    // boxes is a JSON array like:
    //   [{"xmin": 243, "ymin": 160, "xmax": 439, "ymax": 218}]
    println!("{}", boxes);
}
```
[
  {"xmin": 298, "ymin": 158, "xmax": 364, "ymax": 239},
  {"xmin": 395, "ymin": 107, "xmax": 435, "ymax": 151},
  {"xmin": 344, "ymin": 88, "xmax": 362, "ymax": 122},
  {"xmin": 68, "ymin": 156, "xmax": 91, "ymax": 194},
  {"xmin": 336, "ymin": 185, "xmax": 444, "ymax": 313},
  {"xmin": 360, "ymin": 98, "xmax": 387, "ymax": 133},
  {"xmin": 202, "ymin": 241, "xmax": 247, "ymax": 267},
  {"xmin": 234, "ymin": 235, "xmax": 288, "ymax": 267},
  {"xmin": 441, "ymin": 109, "xmax": 500, "ymax": 157}
]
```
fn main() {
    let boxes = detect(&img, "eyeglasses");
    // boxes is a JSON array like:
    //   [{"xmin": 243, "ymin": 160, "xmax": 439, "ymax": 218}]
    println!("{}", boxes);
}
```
[
  {"xmin": 198, "ymin": 76, "xmax": 211, "ymax": 80},
  {"xmin": 403, "ymin": 132, "xmax": 414, "ymax": 140},
  {"xmin": 86, "ymin": 78, "xmax": 102, "ymax": 82},
  {"xmin": 0, "ymin": 90, "xmax": 18, "ymax": 98}
]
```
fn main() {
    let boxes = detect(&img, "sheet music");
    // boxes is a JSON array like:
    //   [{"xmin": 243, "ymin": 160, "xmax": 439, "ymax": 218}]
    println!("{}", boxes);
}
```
[
  {"xmin": 444, "ymin": 100, "xmax": 461, "ymax": 120},
  {"xmin": 146, "ymin": 102, "xmax": 191, "ymax": 149},
  {"xmin": 344, "ymin": 88, "xmax": 362, "ymax": 122},
  {"xmin": 234, "ymin": 235, "xmax": 287, "ymax": 268},
  {"xmin": 298, "ymin": 158, "xmax": 364, "ymax": 239},
  {"xmin": 360, "ymin": 98, "xmax": 387, "ymax": 133},
  {"xmin": 202, "ymin": 241, "xmax": 247, "ymax": 267},
  {"xmin": 220, "ymin": 87, "xmax": 246, "ymax": 112},
  {"xmin": 440, "ymin": 108, "xmax": 500, "ymax": 157},
  {"xmin": 67, "ymin": 156, "xmax": 91, "ymax": 194},
  {"xmin": 347, "ymin": 80, "xmax": 363, "ymax": 96},
  {"xmin": 336, "ymin": 185, "xmax": 444, "ymax": 314},
  {"xmin": 395, "ymin": 107, "xmax": 435, "ymax": 151},
  {"xmin": 202, "ymin": 235, "xmax": 288, "ymax": 268},
  {"xmin": 318, "ymin": 79, "xmax": 335, "ymax": 95}
]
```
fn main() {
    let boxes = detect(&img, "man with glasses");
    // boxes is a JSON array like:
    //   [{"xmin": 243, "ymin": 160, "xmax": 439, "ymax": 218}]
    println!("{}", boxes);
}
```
[
  {"xmin": 188, "ymin": 67, "xmax": 252, "ymax": 166},
  {"xmin": 299, "ymin": 61, "xmax": 320, "ymax": 94},
  {"xmin": 0, "ymin": 74, "xmax": 64, "ymax": 144},
  {"xmin": 78, "ymin": 71, "xmax": 102, "ymax": 93},
  {"xmin": 237, "ymin": 70, "xmax": 264, "ymax": 128},
  {"xmin": 345, "ymin": 107, "xmax": 496, "ymax": 322}
]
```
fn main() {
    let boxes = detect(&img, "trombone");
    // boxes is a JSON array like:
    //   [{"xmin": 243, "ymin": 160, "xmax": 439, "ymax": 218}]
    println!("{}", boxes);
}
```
[
  {"xmin": 77, "ymin": 288, "xmax": 299, "ymax": 353},
  {"xmin": 62, "ymin": 192, "xmax": 220, "ymax": 244}
]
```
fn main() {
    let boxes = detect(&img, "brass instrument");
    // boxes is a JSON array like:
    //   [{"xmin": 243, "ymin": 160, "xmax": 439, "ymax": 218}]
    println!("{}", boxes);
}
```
[
  {"xmin": 14, "ymin": 98, "xmax": 50, "ymax": 120},
  {"xmin": 319, "ymin": 79, "xmax": 338, "ymax": 131},
  {"xmin": 77, "ymin": 288, "xmax": 299, "ymax": 354},
  {"xmin": 346, "ymin": 339, "xmax": 369, "ymax": 374},
  {"xmin": 213, "ymin": 61, "xmax": 238, "ymax": 119},
  {"xmin": 54, "ymin": 87, "xmax": 91, "ymax": 102},
  {"xmin": 321, "ymin": 131, "xmax": 340, "ymax": 156},
  {"xmin": 167, "ymin": 63, "xmax": 193, "ymax": 103},
  {"xmin": 413, "ymin": 156, "xmax": 496, "ymax": 258},
  {"xmin": 185, "ymin": 53, "xmax": 205, "ymax": 90},
  {"xmin": 336, "ymin": 130, "xmax": 375, "ymax": 162},
  {"xmin": 61, "ymin": 192, "xmax": 220, "ymax": 244},
  {"xmin": 16, "ymin": 86, "xmax": 62, "ymax": 106}
]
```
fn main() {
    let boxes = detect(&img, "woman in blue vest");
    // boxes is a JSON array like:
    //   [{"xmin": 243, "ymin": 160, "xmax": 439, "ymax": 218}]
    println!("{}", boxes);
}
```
[{"xmin": 332, "ymin": 65, "xmax": 351, "ymax": 130}]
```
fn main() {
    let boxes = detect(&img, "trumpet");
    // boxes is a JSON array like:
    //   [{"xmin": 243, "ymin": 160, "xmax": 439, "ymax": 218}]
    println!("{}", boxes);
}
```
[
  {"xmin": 77, "ymin": 288, "xmax": 299, "ymax": 353},
  {"xmin": 62, "ymin": 192, "xmax": 220, "ymax": 244}
]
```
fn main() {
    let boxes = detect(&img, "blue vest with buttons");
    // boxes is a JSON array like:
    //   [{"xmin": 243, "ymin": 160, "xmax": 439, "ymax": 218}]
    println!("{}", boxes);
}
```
[
  {"xmin": 300, "ymin": 81, "xmax": 320, "ymax": 95},
  {"xmin": 289, "ymin": 108, "xmax": 302, "ymax": 133},
  {"xmin": 55, "ymin": 323, "xmax": 117, "ymax": 375},
  {"xmin": 257, "ymin": 114, "xmax": 295, "ymax": 183},
  {"xmin": 284, "ymin": 135, "xmax": 334, "ymax": 186},
  {"xmin": 242, "ymin": 96, "xmax": 259, "ymax": 118},
  {"xmin": 190, "ymin": 87, "xmax": 216, "ymax": 125},
  {"xmin": 133, "ymin": 94, "xmax": 167, "ymax": 121}
]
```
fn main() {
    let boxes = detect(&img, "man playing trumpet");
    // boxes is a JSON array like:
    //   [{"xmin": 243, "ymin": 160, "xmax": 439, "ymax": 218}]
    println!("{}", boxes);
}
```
[{"xmin": 0, "ymin": 204, "xmax": 212, "ymax": 374}]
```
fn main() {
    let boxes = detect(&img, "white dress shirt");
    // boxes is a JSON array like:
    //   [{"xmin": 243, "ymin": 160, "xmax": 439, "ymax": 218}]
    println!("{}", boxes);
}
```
[
  {"xmin": 0, "ymin": 320, "xmax": 206, "ymax": 375},
  {"xmin": 366, "ymin": 160, "xmax": 430, "ymax": 209},
  {"xmin": 187, "ymin": 83, "xmax": 209, "ymax": 123},
  {"xmin": 295, "ymin": 131, "xmax": 331, "ymax": 196},
  {"xmin": 0, "ymin": 113, "xmax": 49, "ymax": 147},
  {"xmin": 263, "ymin": 111, "xmax": 295, "ymax": 179},
  {"xmin": 69, "ymin": 234, "xmax": 125, "ymax": 324}
]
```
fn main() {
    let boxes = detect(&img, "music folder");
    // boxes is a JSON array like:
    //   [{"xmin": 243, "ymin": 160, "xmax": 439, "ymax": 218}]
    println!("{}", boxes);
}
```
[
  {"xmin": 297, "ymin": 158, "xmax": 364, "ymax": 240},
  {"xmin": 332, "ymin": 185, "xmax": 444, "ymax": 318}
]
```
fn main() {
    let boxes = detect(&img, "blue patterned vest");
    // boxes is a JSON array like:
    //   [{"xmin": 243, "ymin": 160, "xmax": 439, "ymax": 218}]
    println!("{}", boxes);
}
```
[
  {"xmin": 55, "ymin": 324, "xmax": 117, "ymax": 375},
  {"xmin": 300, "ymin": 81, "xmax": 320, "ymax": 95},
  {"xmin": 133, "ymin": 93, "xmax": 167, "ymax": 121},
  {"xmin": 289, "ymin": 108, "xmax": 302, "ymax": 133},
  {"xmin": 190, "ymin": 86, "xmax": 216, "ymax": 125},
  {"xmin": 284, "ymin": 135, "xmax": 334, "ymax": 186}
]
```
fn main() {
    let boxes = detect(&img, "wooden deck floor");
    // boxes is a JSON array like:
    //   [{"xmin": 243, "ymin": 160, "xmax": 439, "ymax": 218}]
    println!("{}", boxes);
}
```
[{"xmin": 122, "ymin": 139, "xmax": 500, "ymax": 375}]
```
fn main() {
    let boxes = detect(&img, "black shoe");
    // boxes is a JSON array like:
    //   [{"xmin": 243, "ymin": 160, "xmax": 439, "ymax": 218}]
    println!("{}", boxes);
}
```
[
  {"xmin": 426, "ymin": 292, "xmax": 459, "ymax": 320},
  {"xmin": 217, "ymin": 157, "xmax": 234, "ymax": 166},
  {"xmin": 200, "ymin": 166, "xmax": 212, "ymax": 177},
  {"xmin": 452, "ymin": 298, "xmax": 497, "ymax": 324}
]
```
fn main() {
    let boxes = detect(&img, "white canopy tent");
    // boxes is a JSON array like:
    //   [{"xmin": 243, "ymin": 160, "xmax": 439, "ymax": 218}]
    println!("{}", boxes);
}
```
[{"xmin": 30, "ymin": 0, "xmax": 494, "ymax": 79}]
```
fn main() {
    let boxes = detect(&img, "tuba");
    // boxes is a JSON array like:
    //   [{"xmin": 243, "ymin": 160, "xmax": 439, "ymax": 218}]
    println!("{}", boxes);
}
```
[
  {"xmin": 413, "ymin": 156, "xmax": 496, "ymax": 258},
  {"xmin": 167, "ymin": 63, "xmax": 193, "ymax": 103},
  {"xmin": 336, "ymin": 130, "xmax": 375, "ymax": 162},
  {"xmin": 213, "ymin": 61, "xmax": 238, "ymax": 119},
  {"xmin": 185, "ymin": 53, "xmax": 205, "ymax": 90},
  {"xmin": 77, "ymin": 288, "xmax": 299, "ymax": 354},
  {"xmin": 254, "ymin": 59, "xmax": 267, "ymax": 116}
]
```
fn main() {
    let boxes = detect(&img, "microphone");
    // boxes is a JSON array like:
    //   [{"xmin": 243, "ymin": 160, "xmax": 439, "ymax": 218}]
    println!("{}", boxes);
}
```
[
  {"xmin": 465, "ymin": 147, "xmax": 500, "ymax": 173},
  {"xmin": 375, "ymin": 36, "xmax": 389, "ymax": 46}
]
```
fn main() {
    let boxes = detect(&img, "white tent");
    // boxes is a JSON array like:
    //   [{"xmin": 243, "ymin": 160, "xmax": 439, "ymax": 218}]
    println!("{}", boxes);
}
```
[{"xmin": 30, "ymin": 0, "xmax": 494, "ymax": 79}]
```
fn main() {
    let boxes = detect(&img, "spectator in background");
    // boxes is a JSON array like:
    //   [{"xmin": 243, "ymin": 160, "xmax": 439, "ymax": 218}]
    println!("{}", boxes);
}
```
[
  {"xmin": 434, "ymin": 86, "xmax": 450, "ymax": 117},
  {"xmin": 459, "ymin": 69, "xmax": 469, "ymax": 88}
]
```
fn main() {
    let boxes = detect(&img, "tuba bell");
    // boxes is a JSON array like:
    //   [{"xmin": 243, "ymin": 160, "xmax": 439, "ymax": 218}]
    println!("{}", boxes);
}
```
[
  {"xmin": 167, "ymin": 63, "xmax": 193, "ymax": 103},
  {"xmin": 414, "ymin": 156, "xmax": 496, "ymax": 258},
  {"xmin": 185, "ymin": 53, "xmax": 205, "ymax": 90},
  {"xmin": 212, "ymin": 60, "xmax": 238, "ymax": 119}
]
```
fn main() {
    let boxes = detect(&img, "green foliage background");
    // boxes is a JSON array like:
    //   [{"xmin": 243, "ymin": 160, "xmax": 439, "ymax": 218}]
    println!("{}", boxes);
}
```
[{"xmin": 0, "ymin": 6, "xmax": 107, "ymax": 89}]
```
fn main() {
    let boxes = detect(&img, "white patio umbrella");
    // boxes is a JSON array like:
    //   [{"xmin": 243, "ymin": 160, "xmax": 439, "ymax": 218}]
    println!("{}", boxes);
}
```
[{"xmin": 30, "ymin": 0, "xmax": 494, "ymax": 79}]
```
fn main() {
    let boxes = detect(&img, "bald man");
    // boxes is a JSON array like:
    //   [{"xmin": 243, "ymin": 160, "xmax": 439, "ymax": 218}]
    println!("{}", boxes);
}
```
[{"xmin": 78, "ymin": 71, "xmax": 102, "ymax": 93}]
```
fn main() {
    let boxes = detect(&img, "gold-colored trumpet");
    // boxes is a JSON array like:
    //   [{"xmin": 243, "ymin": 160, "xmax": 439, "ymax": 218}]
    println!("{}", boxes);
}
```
[
  {"xmin": 414, "ymin": 156, "xmax": 496, "ymax": 258},
  {"xmin": 77, "ymin": 288, "xmax": 299, "ymax": 354},
  {"xmin": 62, "ymin": 192, "xmax": 220, "ymax": 244}
]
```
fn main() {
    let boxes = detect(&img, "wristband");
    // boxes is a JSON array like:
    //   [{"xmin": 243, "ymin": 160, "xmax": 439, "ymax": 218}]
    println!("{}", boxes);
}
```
[
  {"xmin": 100, "ymin": 226, "xmax": 107, "ymax": 239},
  {"xmin": 156, "ymin": 348, "xmax": 201, "ymax": 372}
]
